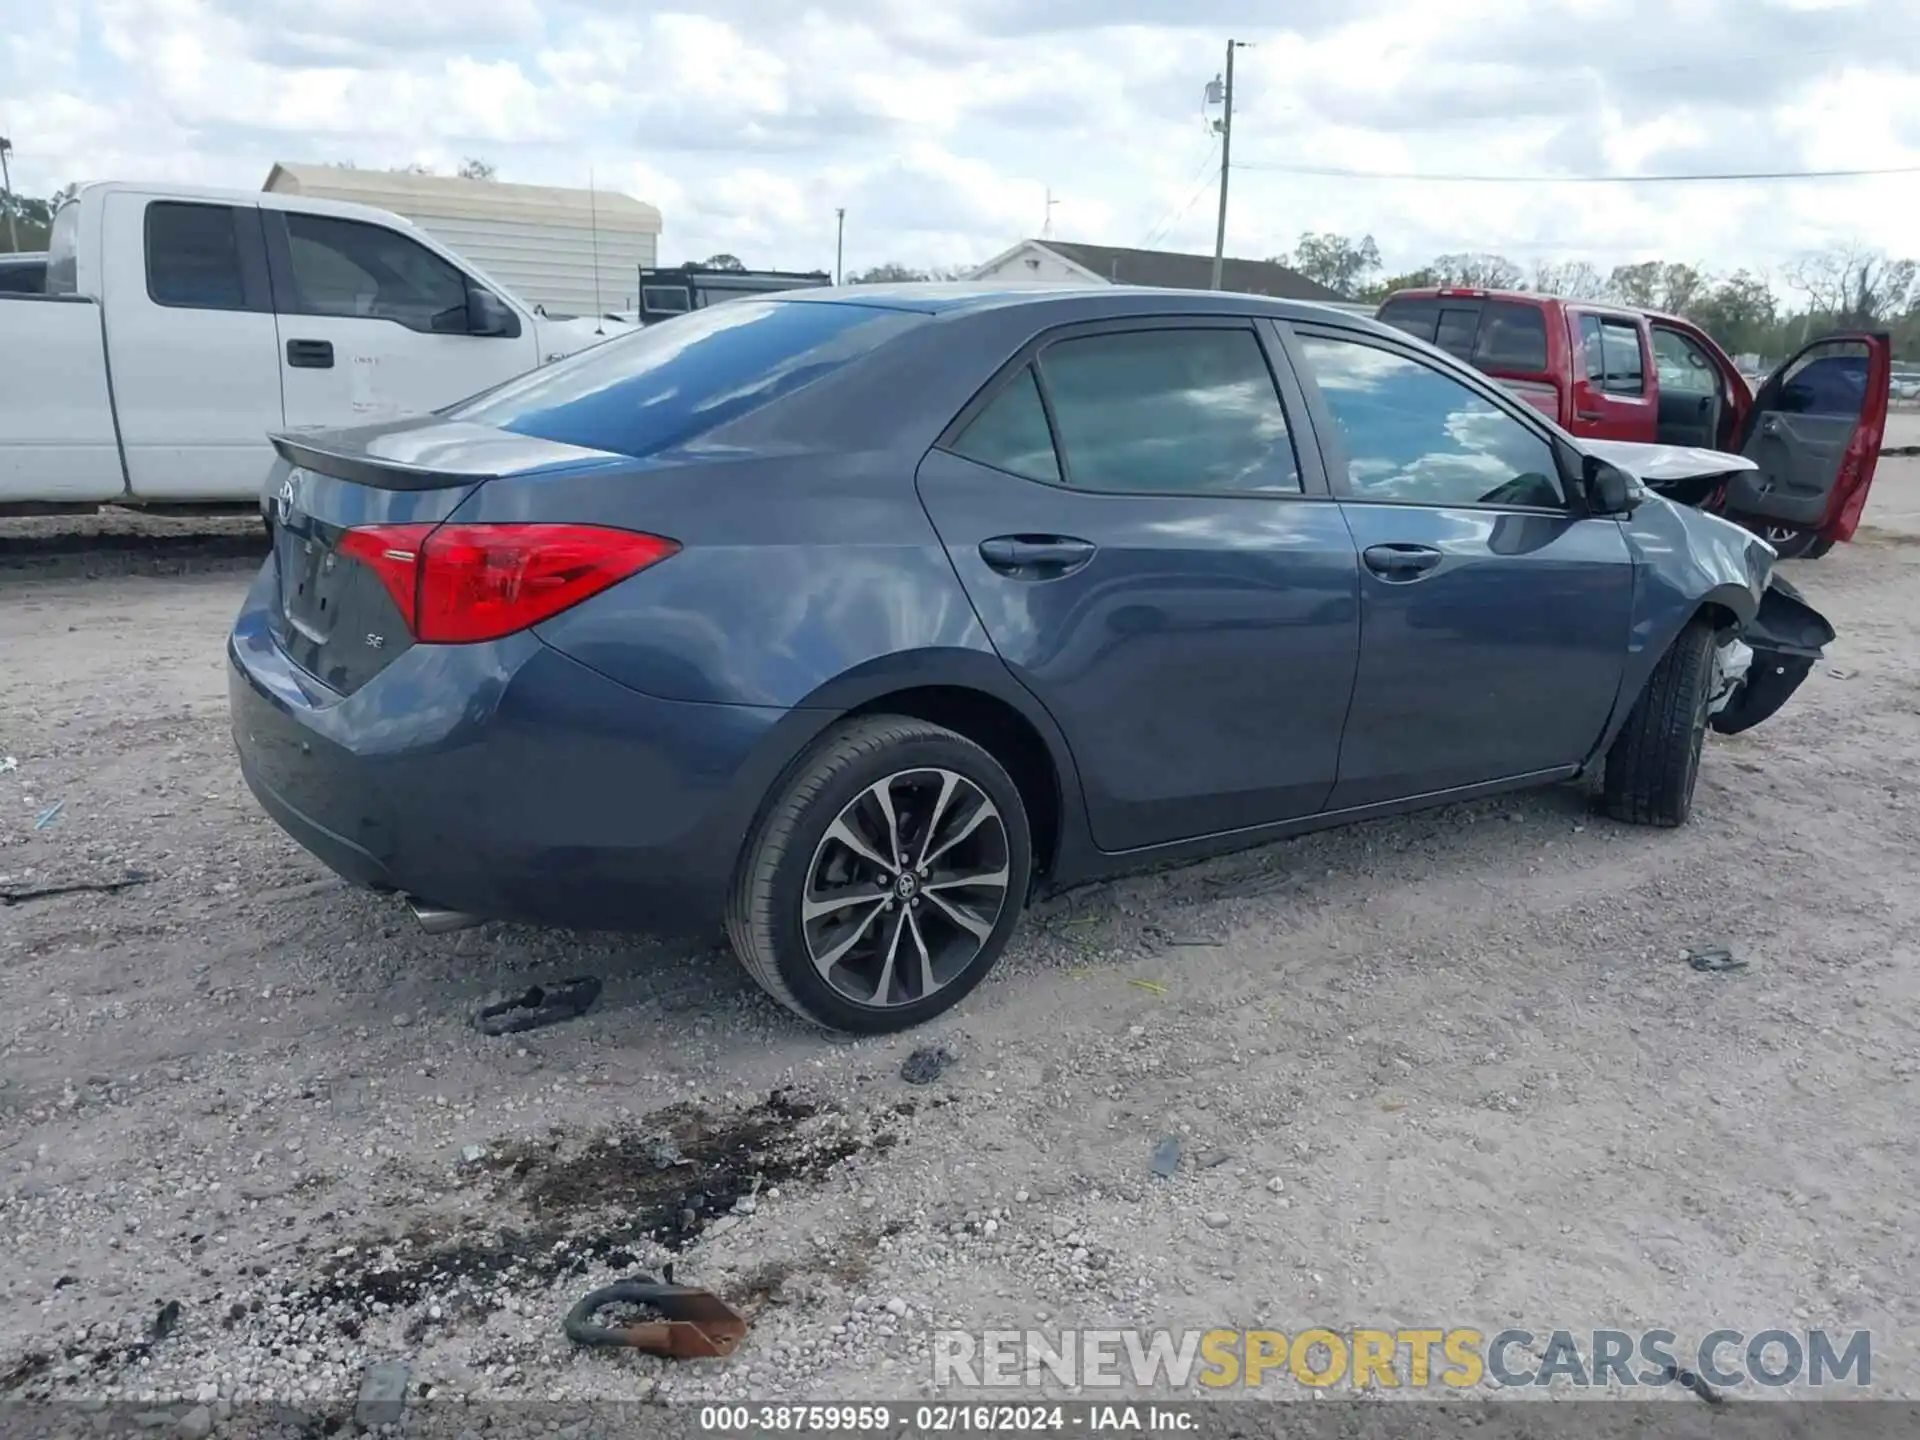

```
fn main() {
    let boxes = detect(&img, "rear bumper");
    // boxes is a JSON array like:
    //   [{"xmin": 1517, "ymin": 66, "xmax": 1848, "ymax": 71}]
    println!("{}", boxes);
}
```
[{"xmin": 227, "ymin": 563, "xmax": 818, "ymax": 935}]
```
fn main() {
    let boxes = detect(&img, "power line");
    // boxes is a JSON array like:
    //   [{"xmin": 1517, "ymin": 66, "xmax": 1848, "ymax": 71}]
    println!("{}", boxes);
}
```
[
  {"xmin": 1229, "ymin": 160, "xmax": 1920, "ymax": 183},
  {"xmin": 1139, "ymin": 141, "xmax": 1220, "ymax": 249}
]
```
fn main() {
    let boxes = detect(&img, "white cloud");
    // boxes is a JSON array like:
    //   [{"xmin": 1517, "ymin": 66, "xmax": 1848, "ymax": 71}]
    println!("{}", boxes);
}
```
[{"xmin": 0, "ymin": 0, "xmax": 1915, "ymax": 299}]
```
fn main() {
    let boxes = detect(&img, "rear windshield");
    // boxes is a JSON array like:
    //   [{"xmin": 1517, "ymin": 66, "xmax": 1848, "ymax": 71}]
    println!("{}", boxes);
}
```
[
  {"xmin": 1376, "ymin": 296, "xmax": 1549, "ymax": 372},
  {"xmin": 451, "ymin": 299, "xmax": 921, "ymax": 457}
]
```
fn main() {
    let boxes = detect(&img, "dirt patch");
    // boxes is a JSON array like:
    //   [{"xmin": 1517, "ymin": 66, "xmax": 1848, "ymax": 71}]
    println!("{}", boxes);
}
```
[{"xmin": 275, "ymin": 1096, "xmax": 887, "ymax": 1354}]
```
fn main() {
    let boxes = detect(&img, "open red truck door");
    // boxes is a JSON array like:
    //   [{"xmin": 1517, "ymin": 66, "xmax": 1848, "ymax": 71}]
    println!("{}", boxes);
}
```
[{"xmin": 1721, "ymin": 333, "xmax": 1892, "ymax": 554}]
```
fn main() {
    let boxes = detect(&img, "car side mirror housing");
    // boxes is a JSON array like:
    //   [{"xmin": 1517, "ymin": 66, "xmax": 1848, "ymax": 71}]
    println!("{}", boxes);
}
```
[
  {"xmin": 1582, "ymin": 455, "xmax": 1638, "ymax": 516},
  {"xmin": 467, "ymin": 285, "xmax": 522, "ymax": 339}
]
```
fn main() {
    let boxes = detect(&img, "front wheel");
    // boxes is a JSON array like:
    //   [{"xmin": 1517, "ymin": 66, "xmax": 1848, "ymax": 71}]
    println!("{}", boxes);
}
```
[
  {"xmin": 1755, "ymin": 522, "xmax": 1822, "ymax": 559},
  {"xmin": 726, "ymin": 716, "xmax": 1032, "ymax": 1033},
  {"xmin": 1602, "ymin": 617, "xmax": 1716, "ymax": 827}
]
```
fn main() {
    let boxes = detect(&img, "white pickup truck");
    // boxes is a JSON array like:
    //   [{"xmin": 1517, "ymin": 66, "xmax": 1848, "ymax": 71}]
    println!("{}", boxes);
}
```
[{"xmin": 1, "ymin": 181, "xmax": 627, "ymax": 509}]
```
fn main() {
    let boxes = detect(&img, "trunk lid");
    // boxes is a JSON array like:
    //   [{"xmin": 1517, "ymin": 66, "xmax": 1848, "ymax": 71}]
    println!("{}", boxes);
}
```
[{"xmin": 263, "ymin": 421, "xmax": 625, "ymax": 695}]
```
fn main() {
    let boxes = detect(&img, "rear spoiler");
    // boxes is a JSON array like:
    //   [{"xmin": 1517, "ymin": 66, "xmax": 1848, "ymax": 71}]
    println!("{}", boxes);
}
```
[
  {"xmin": 269, "ymin": 425, "xmax": 621, "ymax": 493},
  {"xmin": 271, "ymin": 434, "xmax": 478, "ymax": 493}
]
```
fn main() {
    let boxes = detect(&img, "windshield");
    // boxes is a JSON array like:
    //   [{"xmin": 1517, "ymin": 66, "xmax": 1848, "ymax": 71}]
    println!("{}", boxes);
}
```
[{"xmin": 451, "ymin": 299, "xmax": 922, "ymax": 457}]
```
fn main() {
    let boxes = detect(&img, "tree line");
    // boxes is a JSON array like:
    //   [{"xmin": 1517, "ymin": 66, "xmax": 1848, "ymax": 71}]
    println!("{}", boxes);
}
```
[{"xmin": 1273, "ymin": 232, "xmax": 1920, "ymax": 362}]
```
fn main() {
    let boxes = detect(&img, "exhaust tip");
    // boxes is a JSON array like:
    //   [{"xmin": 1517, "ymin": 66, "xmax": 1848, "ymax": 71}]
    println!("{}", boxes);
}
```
[{"xmin": 405, "ymin": 896, "xmax": 485, "ymax": 935}]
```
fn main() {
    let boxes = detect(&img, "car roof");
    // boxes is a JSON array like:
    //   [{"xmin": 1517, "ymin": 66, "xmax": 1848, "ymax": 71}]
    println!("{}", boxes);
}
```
[
  {"xmin": 769, "ymin": 281, "xmax": 1406, "ymax": 333},
  {"xmin": 1384, "ymin": 286, "xmax": 1665, "ymax": 322}
]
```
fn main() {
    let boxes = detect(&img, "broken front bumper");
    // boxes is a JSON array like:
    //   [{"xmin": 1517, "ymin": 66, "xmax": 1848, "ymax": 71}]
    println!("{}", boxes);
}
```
[{"xmin": 1711, "ymin": 574, "xmax": 1835, "ymax": 736}]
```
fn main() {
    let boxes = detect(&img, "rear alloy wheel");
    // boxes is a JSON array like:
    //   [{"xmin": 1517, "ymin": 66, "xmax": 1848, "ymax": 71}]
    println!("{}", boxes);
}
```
[
  {"xmin": 1602, "ymin": 616, "xmax": 1716, "ymax": 827},
  {"xmin": 726, "ymin": 716, "xmax": 1031, "ymax": 1032}
]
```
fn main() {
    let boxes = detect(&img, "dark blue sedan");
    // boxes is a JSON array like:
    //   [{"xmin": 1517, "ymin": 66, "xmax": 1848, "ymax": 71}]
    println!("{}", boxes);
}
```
[{"xmin": 229, "ymin": 285, "xmax": 1829, "ymax": 1032}]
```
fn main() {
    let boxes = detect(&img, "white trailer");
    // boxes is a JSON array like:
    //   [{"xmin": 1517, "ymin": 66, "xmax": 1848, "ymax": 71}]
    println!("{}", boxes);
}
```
[{"xmin": 263, "ymin": 165, "xmax": 662, "ymax": 319}]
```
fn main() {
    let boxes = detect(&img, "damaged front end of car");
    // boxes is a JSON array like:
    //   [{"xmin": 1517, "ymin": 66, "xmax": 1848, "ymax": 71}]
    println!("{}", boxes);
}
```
[
  {"xmin": 1707, "ymin": 574, "xmax": 1834, "ymax": 735},
  {"xmin": 1586, "ymin": 439, "xmax": 1838, "ymax": 738}
]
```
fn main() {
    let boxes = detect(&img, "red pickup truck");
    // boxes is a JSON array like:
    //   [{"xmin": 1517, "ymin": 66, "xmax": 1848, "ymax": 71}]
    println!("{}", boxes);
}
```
[{"xmin": 1376, "ymin": 288, "xmax": 1891, "ymax": 558}]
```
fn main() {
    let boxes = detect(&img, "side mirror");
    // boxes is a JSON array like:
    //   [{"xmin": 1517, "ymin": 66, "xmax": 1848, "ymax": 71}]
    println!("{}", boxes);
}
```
[
  {"xmin": 1582, "ymin": 455, "xmax": 1638, "ymax": 516},
  {"xmin": 466, "ymin": 285, "xmax": 521, "ymax": 339}
]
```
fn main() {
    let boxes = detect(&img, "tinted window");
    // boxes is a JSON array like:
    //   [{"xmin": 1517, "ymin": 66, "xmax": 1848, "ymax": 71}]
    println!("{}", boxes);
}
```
[
  {"xmin": 0, "ymin": 259, "xmax": 43, "ymax": 295},
  {"xmin": 1298, "ymin": 335, "xmax": 1564, "ymax": 509},
  {"xmin": 1434, "ymin": 306, "xmax": 1480, "ymax": 360},
  {"xmin": 146, "ymin": 202, "xmax": 247, "ymax": 311},
  {"xmin": 1651, "ymin": 327, "xmax": 1719, "ymax": 395},
  {"xmin": 1034, "ymin": 328, "xmax": 1299, "ymax": 494},
  {"xmin": 1778, "ymin": 347, "xmax": 1870, "ymax": 417},
  {"xmin": 951, "ymin": 366, "xmax": 1060, "ymax": 483},
  {"xmin": 1580, "ymin": 316, "xmax": 1644, "ymax": 395},
  {"xmin": 1471, "ymin": 301, "xmax": 1548, "ymax": 371},
  {"xmin": 642, "ymin": 284, "xmax": 691, "ymax": 314},
  {"xmin": 282, "ymin": 214, "xmax": 471, "ymax": 334},
  {"xmin": 1377, "ymin": 297, "xmax": 1439, "ymax": 343},
  {"xmin": 451, "ymin": 299, "xmax": 920, "ymax": 457}
]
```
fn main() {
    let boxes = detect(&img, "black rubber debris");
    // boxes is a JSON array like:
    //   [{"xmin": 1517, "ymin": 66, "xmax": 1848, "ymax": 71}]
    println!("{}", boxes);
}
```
[
  {"xmin": 900, "ymin": 1047, "xmax": 955, "ymax": 1085},
  {"xmin": 1662, "ymin": 1363, "xmax": 1726, "ymax": 1404},
  {"xmin": 0, "ymin": 871, "xmax": 151, "ymax": 908},
  {"xmin": 150, "ymin": 1299, "xmax": 181, "ymax": 1343},
  {"xmin": 1686, "ymin": 947, "xmax": 1748, "ymax": 974},
  {"xmin": 475, "ymin": 977, "xmax": 604, "ymax": 1036}
]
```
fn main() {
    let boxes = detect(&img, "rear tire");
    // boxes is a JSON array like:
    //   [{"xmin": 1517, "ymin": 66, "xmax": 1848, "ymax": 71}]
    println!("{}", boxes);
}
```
[
  {"xmin": 1805, "ymin": 536, "xmax": 1837, "ymax": 559},
  {"xmin": 726, "ymin": 715, "xmax": 1032, "ymax": 1033},
  {"xmin": 1602, "ymin": 617, "xmax": 1716, "ymax": 828}
]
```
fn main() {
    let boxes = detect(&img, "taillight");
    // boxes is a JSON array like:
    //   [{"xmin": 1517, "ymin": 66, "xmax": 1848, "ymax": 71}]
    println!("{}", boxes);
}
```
[
  {"xmin": 338, "ymin": 523, "xmax": 679, "ymax": 644},
  {"xmin": 337, "ymin": 524, "xmax": 434, "ymax": 633}
]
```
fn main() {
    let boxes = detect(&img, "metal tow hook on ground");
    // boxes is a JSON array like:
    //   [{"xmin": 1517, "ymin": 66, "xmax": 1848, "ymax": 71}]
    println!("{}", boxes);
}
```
[{"xmin": 563, "ymin": 1275, "xmax": 748, "ymax": 1358}]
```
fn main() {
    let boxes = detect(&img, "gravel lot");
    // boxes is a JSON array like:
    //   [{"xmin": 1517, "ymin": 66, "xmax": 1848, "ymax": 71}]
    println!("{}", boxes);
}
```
[{"xmin": 2, "ymin": 466, "xmax": 1918, "ymax": 1419}]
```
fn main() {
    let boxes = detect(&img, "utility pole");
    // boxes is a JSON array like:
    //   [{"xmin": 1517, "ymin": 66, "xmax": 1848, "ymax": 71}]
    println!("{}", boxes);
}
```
[
  {"xmin": 1043, "ymin": 188, "xmax": 1059, "ymax": 239},
  {"xmin": 1209, "ymin": 40, "xmax": 1247, "ymax": 291},
  {"xmin": 835, "ymin": 208, "xmax": 846, "ymax": 285},
  {"xmin": 0, "ymin": 137, "xmax": 19, "ymax": 253}
]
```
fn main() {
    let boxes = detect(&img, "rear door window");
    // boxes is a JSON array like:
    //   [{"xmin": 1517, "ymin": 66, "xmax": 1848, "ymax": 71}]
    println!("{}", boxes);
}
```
[
  {"xmin": 1035, "ymin": 327, "xmax": 1301, "ymax": 494},
  {"xmin": 451, "ymin": 298, "xmax": 921, "ymax": 456},
  {"xmin": 146, "ymin": 202, "xmax": 256, "ymax": 311},
  {"xmin": 950, "ymin": 366, "xmax": 1061, "ymax": 483},
  {"xmin": 1470, "ymin": 301, "xmax": 1548, "ymax": 371},
  {"xmin": 1579, "ymin": 316, "xmax": 1646, "ymax": 395}
]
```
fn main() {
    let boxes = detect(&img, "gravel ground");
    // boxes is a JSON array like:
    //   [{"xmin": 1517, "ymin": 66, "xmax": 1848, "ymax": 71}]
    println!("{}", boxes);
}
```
[{"xmin": 1, "ymin": 468, "xmax": 1917, "ymax": 1423}]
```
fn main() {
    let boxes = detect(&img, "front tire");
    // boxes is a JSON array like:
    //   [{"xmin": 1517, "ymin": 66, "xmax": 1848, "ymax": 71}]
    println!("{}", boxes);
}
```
[
  {"xmin": 1756, "ymin": 522, "xmax": 1821, "ymax": 559},
  {"xmin": 1602, "ymin": 617, "xmax": 1716, "ymax": 827},
  {"xmin": 726, "ymin": 716, "xmax": 1032, "ymax": 1033}
]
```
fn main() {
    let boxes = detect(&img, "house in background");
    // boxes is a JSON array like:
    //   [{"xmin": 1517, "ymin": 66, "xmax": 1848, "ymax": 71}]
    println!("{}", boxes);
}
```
[
  {"xmin": 263, "ymin": 164, "xmax": 662, "ymax": 318},
  {"xmin": 968, "ymin": 239, "xmax": 1366, "ymax": 310}
]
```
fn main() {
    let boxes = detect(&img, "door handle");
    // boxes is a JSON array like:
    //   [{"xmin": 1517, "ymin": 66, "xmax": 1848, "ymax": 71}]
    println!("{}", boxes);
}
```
[
  {"xmin": 1362, "ymin": 544, "xmax": 1443, "ymax": 581},
  {"xmin": 286, "ymin": 339, "xmax": 334, "ymax": 369},
  {"xmin": 979, "ymin": 535, "xmax": 1096, "ymax": 576},
  {"xmin": 1575, "ymin": 409, "xmax": 1606, "ymax": 421}
]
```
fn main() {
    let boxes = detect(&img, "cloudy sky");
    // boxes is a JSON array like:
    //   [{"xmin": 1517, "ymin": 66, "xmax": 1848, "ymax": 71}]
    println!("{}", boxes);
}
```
[{"xmin": 2, "ymin": 0, "xmax": 1915, "ymax": 293}]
